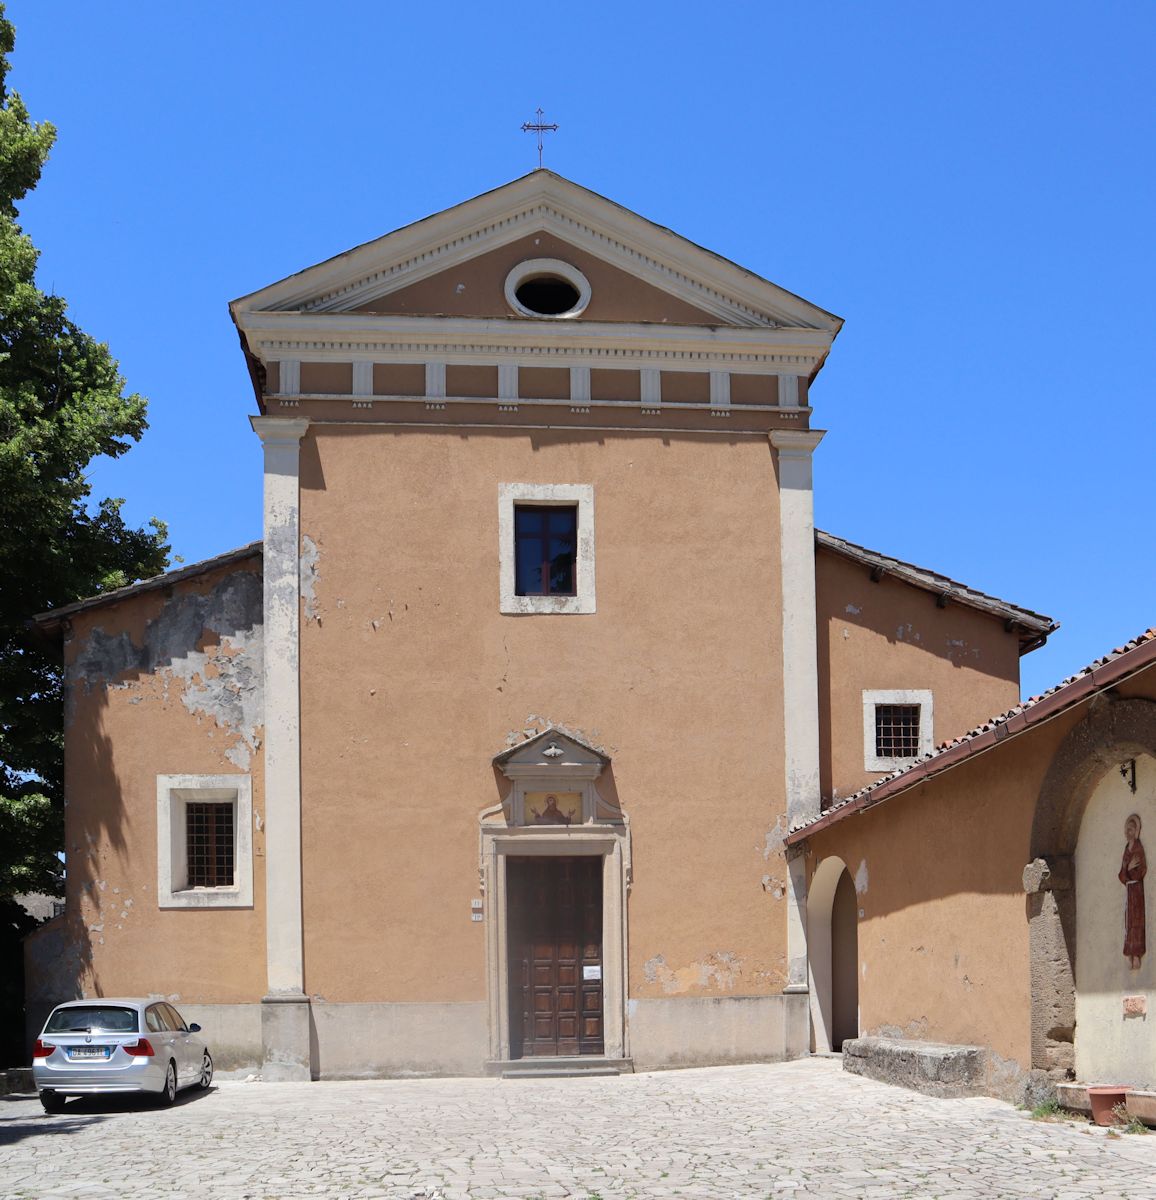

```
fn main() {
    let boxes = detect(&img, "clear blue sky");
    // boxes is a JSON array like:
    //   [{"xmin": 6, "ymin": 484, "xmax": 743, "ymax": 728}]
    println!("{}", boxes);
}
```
[{"xmin": 10, "ymin": 2, "xmax": 1155, "ymax": 700}]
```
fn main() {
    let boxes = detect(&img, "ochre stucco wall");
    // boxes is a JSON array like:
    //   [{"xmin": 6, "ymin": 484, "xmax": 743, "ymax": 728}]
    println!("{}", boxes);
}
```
[
  {"xmin": 807, "ymin": 705, "xmax": 1085, "ymax": 1077},
  {"xmin": 816, "ymin": 547, "xmax": 1023, "ymax": 803},
  {"xmin": 26, "ymin": 561, "xmax": 267, "ymax": 1011},
  {"xmin": 296, "ymin": 425, "xmax": 790, "ymax": 1005}
]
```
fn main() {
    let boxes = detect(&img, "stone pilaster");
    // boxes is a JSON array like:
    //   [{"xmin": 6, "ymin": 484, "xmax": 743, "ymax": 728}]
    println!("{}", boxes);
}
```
[
  {"xmin": 250, "ymin": 415, "xmax": 312, "ymax": 1081},
  {"xmin": 770, "ymin": 429, "xmax": 825, "ymax": 1009}
]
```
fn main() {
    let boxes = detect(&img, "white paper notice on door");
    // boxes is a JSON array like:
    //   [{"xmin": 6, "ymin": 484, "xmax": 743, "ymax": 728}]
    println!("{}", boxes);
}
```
[{"xmin": 583, "ymin": 965, "xmax": 602, "ymax": 981}]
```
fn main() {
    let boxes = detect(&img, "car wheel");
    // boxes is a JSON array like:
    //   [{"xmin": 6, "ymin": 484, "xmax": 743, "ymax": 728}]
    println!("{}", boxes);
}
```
[
  {"xmin": 157, "ymin": 1062, "xmax": 177, "ymax": 1107},
  {"xmin": 40, "ymin": 1090, "xmax": 66, "ymax": 1114},
  {"xmin": 197, "ymin": 1051, "xmax": 213, "ymax": 1090}
]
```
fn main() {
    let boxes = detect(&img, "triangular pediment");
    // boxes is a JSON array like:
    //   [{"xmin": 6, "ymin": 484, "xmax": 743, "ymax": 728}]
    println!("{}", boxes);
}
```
[
  {"xmin": 231, "ymin": 172, "xmax": 841, "ymax": 333},
  {"xmin": 493, "ymin": 727, "xmax": 609, "ymax": 774}
]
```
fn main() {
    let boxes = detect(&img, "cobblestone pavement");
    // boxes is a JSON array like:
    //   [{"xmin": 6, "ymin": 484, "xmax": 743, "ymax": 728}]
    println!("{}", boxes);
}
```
[{"xmin": 3, "ymin": 1058, "xmax": 1156, "ymax": 1199}]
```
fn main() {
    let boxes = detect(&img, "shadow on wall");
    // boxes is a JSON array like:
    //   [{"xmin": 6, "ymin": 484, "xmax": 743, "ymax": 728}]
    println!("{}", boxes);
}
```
[
  {"xmin": 23, "ymin": 690, "xmax": 118, "ymax": 1049},
  {"xmin": 24, "ymin": 565, "xmax": 264, "ymax": 1052},
  {"xmin": 1, "ymin": 899, "xmax": 41, "ymax": 1067}
]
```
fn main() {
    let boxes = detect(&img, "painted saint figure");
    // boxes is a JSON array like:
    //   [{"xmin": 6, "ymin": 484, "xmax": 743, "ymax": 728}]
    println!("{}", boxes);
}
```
[
  {"xmin": 530, "ymin": 794, "xmax": 571, "ymax": 826},
  {"xmin": 1119, "ymin": 813, "xmax": 1147, "ymax": 970}
]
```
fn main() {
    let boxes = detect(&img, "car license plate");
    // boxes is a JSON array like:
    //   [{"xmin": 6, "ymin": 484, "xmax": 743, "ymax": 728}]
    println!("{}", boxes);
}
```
[{"xmin": 69, "ymin": 1046, "xmax": 110, "ymax": 1059}]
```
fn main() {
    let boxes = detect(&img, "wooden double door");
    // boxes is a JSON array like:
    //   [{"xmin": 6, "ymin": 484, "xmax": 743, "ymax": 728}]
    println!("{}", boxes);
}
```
[{"xmin": 507, "ymin": 856, "xmax": 604, "ymax": 1058}]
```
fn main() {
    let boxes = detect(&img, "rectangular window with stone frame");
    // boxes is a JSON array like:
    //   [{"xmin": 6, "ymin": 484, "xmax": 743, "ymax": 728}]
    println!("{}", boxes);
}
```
[
  {"xmin": 498, "ymin": 483, "xmax": 595, "ymax": 615},
  {"xmin": 862, "ymin": 689, "xmax": 934, "ymax": 773},
  {"xmin": 156, "ymin": 774, "xmax": 253, "ymax": 908}
]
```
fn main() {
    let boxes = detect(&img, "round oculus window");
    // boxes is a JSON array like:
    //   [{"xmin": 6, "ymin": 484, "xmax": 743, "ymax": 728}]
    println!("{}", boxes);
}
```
[{"xmin": 504, "ymin": 258, "xmax": 591, "ymax": 319}]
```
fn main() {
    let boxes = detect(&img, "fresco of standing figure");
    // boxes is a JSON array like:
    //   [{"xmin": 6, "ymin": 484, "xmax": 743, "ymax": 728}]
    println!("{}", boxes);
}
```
[{"xmin": 1120, "ymin": 813, "xmax": 1147, "ymax": 970}]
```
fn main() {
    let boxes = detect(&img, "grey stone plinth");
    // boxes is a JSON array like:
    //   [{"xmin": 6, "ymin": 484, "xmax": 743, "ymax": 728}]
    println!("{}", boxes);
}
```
[
  {"xmin": 842, "ymin": 1036, "xmax": 984, "ymax": 1098},
  {"xmin": 260, "ymin": 993, "xmax": 312, "ymax": 1082}
]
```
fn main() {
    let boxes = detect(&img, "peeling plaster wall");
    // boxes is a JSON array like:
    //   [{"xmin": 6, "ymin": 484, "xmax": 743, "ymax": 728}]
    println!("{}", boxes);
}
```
[
  {"xmin": 68, "ymin": 569, "xmax": 264, "ymax": 770},
  {"xmin": 816, "ymin": 548, "xmax": 1023, "ymax": 804},
  {"xmin": 29, "ymin": 560, "xmax": 267, "ymax": 1011},
  {"xmin": 297, "ymin": 426, "xmax": 791, "ymax": 1008}
]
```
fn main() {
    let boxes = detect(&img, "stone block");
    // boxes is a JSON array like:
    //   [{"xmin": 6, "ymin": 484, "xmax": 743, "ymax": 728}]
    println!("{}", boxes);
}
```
[
  {"xmin": 1056, "ymin": 1082, "xmax": 1091, "ymax": 1114},
  {"xmin": 1126, "ymin": 1090, "xmax": 1156, "ymax": 1126},
  {"xmin": 842, "ymin": 1036, "xmax": 984, "ymax": 1098}
]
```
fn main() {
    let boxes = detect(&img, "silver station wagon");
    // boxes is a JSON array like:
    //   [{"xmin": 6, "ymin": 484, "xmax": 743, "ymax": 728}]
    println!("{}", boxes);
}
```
[{"xmin": 33, "ymin": 998, "xmax": 213, "ymax": 1112}]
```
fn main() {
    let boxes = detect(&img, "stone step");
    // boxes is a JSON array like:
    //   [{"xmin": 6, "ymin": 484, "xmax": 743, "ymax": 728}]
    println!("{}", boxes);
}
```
[{"xmin": 489, "ymin": 1056, "xmax": 634, "ymax": 1079}]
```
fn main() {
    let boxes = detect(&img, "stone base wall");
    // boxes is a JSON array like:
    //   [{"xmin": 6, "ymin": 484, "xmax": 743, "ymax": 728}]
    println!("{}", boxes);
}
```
[
  {"xmin": 32, "ymin": 994, "xmax": 811, "ymax": 1081},
  {"xmin": 178, "ymin": 1004, "xmax": 264, "ymax": 1078},
  {"xmin": 311, "ymin": 1002, "xmax": 489, "ymax": 1079},
  {"xmin": 628, "ymin": 994, "xmax": 809, "ymax": 1071}
]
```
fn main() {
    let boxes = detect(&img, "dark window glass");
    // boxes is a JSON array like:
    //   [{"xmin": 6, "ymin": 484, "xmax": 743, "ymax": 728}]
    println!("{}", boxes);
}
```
[
  {"xmin": 515, "ymin": 536, "xmax": 543, "ymax": 596},
  {"xmin": 514, "ymin": 505, "xmax": 577, "ymax": 597},
  {"xmin": 875, "ymin": 704, "xmax": 921, "ymax": 759},
  {"xmin": 46, "ymin": 1006, "xmax": 139, "ymax": 1034},
  {"xmin": 145, "ymin": 1006, "xmax": 165, "ymax": 1033},
  {"xmin": 515, "ymin": 276, "xmax": 580, "ymax": 315},
  {"xmin": 187, "ymin": 802, "xmax": 235, "ymax": 887},
  {"xmin": 162, "ymin": 1004, "xmax": 187, "ymax": 1032}
]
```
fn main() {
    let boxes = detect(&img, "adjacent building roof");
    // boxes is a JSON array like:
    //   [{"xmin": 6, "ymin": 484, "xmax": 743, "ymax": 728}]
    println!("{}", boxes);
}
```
[
  {"xmin": 815, "ymin": 530, "xmax": 1058, "ymax": 654},
  {"xmin": 29, "ymin": 531, "xmax": 1056, "ymax": 660},
  {"xmin": 787, "ymin": 627, "xmax": 1156, "ymax": 844},
  {"xmin": 30, "ymin": 542, "xmax": 263, "ymax": 637}
]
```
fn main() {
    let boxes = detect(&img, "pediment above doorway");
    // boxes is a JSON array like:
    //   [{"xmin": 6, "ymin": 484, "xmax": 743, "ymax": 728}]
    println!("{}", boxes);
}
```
[
  {"xmin": 494, "ymin": 727, "xmax": 609, "ymax": 778},
  {"xmin": 490, "ymin": 727, "xmax": 621, "ymax": 827}
]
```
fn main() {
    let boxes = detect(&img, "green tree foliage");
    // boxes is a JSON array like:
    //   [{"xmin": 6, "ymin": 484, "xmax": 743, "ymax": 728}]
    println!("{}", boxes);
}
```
[{"xmin": 0, "ymin": 5, "xmax": 168, "ymax": 902}]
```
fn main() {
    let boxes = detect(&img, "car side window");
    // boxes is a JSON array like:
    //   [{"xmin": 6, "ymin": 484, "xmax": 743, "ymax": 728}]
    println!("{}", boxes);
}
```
[
  {"xmin": 145, "ymin": 1006, "xmax": 165, "ymax": 1033},
  {"xmin": 162, "ymin": 1004, "xmax": 187, "ymax": 1032}
]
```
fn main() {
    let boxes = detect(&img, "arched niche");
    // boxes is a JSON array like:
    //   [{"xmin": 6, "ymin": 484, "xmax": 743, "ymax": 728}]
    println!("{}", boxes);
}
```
[
  {"xmin": 1026, "ymin": 697, "xmax": 1156, "ymax": 1080},
  {"xmin": 1073, "ymin": 752, "xmax": 1156, "ymax": 1084}
]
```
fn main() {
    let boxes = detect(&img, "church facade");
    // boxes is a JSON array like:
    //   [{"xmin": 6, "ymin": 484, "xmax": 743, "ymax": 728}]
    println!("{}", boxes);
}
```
[{"xmin": 25, "ymin": 173, "xmax": 1054, "ymax": 1081}]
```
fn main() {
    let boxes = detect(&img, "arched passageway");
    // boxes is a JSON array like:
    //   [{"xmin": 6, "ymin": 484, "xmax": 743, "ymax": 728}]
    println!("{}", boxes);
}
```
[
  {"xmin": 809, "ymin": 855, "xmax": 859, "ymax": 1052},
  {"xmin": 831, "ymin": 869, "xmax": 859, "ymax": 1050}
]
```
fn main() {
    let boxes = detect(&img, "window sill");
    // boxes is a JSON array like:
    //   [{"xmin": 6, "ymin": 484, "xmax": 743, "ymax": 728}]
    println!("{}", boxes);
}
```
[
  {"xmin": 501, "ymin": 593, "xmax": 594, "ymax": 615},
  {"xmin": 864, "ymin": 754, "xmax": 922, "ymax": 774},
  {"xmin": 159, "ymin": 886, "xmax": 251, "ymax": 910}
]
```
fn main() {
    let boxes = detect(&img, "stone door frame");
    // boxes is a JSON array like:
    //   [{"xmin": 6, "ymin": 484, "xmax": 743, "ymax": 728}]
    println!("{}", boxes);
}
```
[{"xmin": 481, "ymin": 825, "xmax": 630, "ymax": 1064}]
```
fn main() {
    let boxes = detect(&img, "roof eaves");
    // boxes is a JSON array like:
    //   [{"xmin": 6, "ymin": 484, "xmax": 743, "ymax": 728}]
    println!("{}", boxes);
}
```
[
  {"xmin": 787, "ymin": 627, "xmax": 1156, "ymax": 844},
  {"xmin": 815, "ymin": 530, "xmax": 1058, "ymax": 647}
]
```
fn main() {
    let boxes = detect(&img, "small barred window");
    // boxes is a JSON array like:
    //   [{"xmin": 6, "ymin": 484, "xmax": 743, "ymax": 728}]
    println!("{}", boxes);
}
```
[
  {"xmin": 875, "ymin": 704, "xmax": 922, "ymax": 760},
  {"xmin": 186, "ymin": 802, "xmax": 235, "ymax": 888}
]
